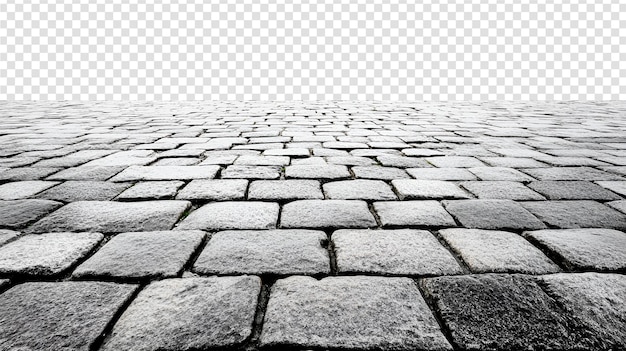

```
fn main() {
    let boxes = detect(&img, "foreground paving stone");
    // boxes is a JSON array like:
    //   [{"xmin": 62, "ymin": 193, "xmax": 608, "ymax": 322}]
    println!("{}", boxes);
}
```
[
  {"xmin": 177, "ymin": 201, "xmax": 279, "ymax": 230},
  {"xmin": 468, "ymin": 167, "xmax": 535, "ymax": 181},
  {"xmin": 285, "ymin": 164, "xmax": 351, "ymax": 179},
  {"xmin": 193, "ymin": 230, "xmax": 329, "ymax": 275},
  {"xmin": 333, "ymin": 229, "xmax": 462, "ymax": 275},
  {"xmin": 73, "ymin": 230, "xmax": 205, "ymax": 280},
  {"xmin": 444, "ymin": 200, "xmax": 546, "ymax": 230},
  {"xmin": 0, "ymin": 229, "xmax": 20, "ymax": 246},
  {"xmin": 29, "ymin": 200, "xmax": 190, "ymax": 233},
  {"xmin": 260, "ymin": 275, "xmax": 452, "ymax": 350},
  {"xmin": 596, "ymin": 180, "xmax": 626, "ymax": 196},
  {"xmin": 0, "ymin": 199, "xmax": 62, "ymax": 229},
  {"xmin": 527, "ymin": 181, "xmax": 623, "ymax": 200},
  {"xmin": 377, "ymin": 155, "xmax": 432, "ymax": 168},
  {"xmin": 81, "ymin": 150, "xmax": 157, "ymax": 167},
  {"xmin": 521, "ymin": 200, "xmax": 626, "ymax": 230},
  {"xmin": 406, "ymin": 167, "xmax": 477, "ymax": 180},
  {"xmin": 324, "ymin": 179, "xmax": 397, "ymax": 200},
  {"xmin": 281, "ymin": 200, "xmax": 377, "ymax": 228},
  {"xmin": 392, "ymin": 179, "xmax": 470, "ymax": 199},
  {"xmin": 221, "ymin": 165, "xmax": 281, "ymax": 179},
  {"xmin": 0, "ymin": 167, "xmax": 61, "ymax": 181},
  {"xmin": 46, "ymin": 165, "xmax": 126, "ymax": 181},
  {"xmin": 248, "ymin": 180, "xmax": 323, "ymax": 200},
  {"xmin": 116, "ymin": 181, "xmax": 184, "ymax": 200},
  {"xmin": 0, "ymin": 232, "xmax": 103, "ymax": 276},
  {"xmin": 426, "ymin": 156, "xmax": 486, "ymax": 168},
  {"xmin": 524, "ymin": 228, "xmax": 626, "ymax": 271},
  {"xmin": 522, "ymin": 166, "xmax": 624, "ymax": 180},
  {"xmin": 421, "ymin": 274, "xmax": 596, "ymax": 351},
  {"xmin": 176, "ymin": 179, "xmax": 247, "ymax": 200},
  {"xmin": 35, "ymin": 180, "xmax": 130, "ymax": 202},
  {"xmin": 102, "ymin": 277, "xmax": 260, "ymax": 351},
  {"xmin": 0, "ymin": 281, "xmax": 137, "ymax": 351},
  {"xmin": 460, "ymin": 181, "xmax": 545, "ymax": 200},
  {"xmin": 0, "ymin": 180, "xmax": 59, "ymax": 200},
  {"xmin": 439, "ymin": 229, "xmax": 559, "ymax": 274},
  {"xmin": 374, "ymin": 201, "xmax": 456, "ymax": 227},
  {"xmin": 352, "ymin": 166, "xmax": 410, "ymax": 179},
  {"xmin": 110, "ymin": 165, "xmax": 220, "ymax": 181}
]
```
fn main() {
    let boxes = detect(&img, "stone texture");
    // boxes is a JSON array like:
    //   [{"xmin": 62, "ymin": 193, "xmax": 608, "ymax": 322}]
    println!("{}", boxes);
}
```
[
  {"xmin": 596, "ymin": 180, "xmax": 626, "ymax": 196},
  {"xmin": 193, "ymin": 229, "xmax": 329, "ymax": 275},
  {"xmin": 521, "ymin": 200, "xmax": 626, "ymax": 230},
  {"xmin": 116, "ymin": 181, "xmax": 184, "ymax": 200},
  {"xmin": 324, "ymin": 179, "xmax": 397, "ymax": 200},
  {"xmin": 0, "ymin": 199, "xmax": 62, "ymax": 229},
  {"xmin": 352, "ymin": 166, "xmax": 410, "ymax": 179},
  {"xmin": 377, "ymin": 155, "xmax": 432, "ymax": 168},
  {"xmin": 460, "ymin": 181, "xmax": 545, "ymax": 200},
  {"xmin": 0, "ymin": 167, "xmax": 61, "ymax": 181},
  {"xmin": 260, "ymin": 275, "xmax": 452, "ymax": 350},
  {"xmin": 426, "ymin": 156, "xmax": 486, "ymax": 168},
  {"xmin": 333, "ymin": 229, "xmax": 462, "ymax": 275},
  {"xmin": 73, "ymin": 230, "xmax": 205, "ymax": 279},
  {"xmin": 248, "ymin": 179, "xmax": 323, "ymax": 200},
  {"xmin": 0, "ymin": 232, "xmax": 103, "ymax": 276},
  {"xmin": 29, "ymin": 200, "xmax": 190, "ymax": 233},
  {"xmin": 281, "ymin": 200, "xmax": 377, "ymax": 228},
  {"xmin": 528, "ymin": 181, "xmax": 623, "ymax": 200},
  {"xmin": 176, "ymin": 179, "xmax": 247, "ymax": 200},
  {"xmin": 81, "ymin": 150, "xmax": 157, "ymax": 167},
  {"xmin": 524, "ymin": 228, "xmax": 626, "ymax": 271},
  {"xmin": 221, "ymin": 165, "xmax": 281, "ymax": 179},
  {"xmin": 374, "ymin": 201, "xmax": 456, "ymax": 227},
  {"xmin": 46, "ymin": 165, "xmax": 126, "ymax": 181},
  {"xmin": 444, "ymin": 200, "xmax": 546, "ymax": 230},
  {"xmin": 0, "ymin": 180, "xmax": 59, "ymax": 200},
  {"xmin": 392, "ymin": 179, "xmax": 470, "ymax": 199},
  {"xmin": 0, "ymin": 229, "xmax": 20, "ymax": 246},
  {"xmin": 110, "ymin": 165, "xmax": 220, "ymax": 181},
  {"xmin": 468, "ymin": 167, "xmax": 535, "ymax": 181},
  {"xmin": 406, "ymin": 167, "xmax": 477, "ymax": 180},
  {"xmin": 0, "ymin": 281, "xmax": 137, "ymax": 351},
  {"xmin": 35, "ymin": 180, "xmax": 130, "ymax": 202},
  {"xmin": 177, "ymin": 201, "xmax": 279, "ymax": 230},
  {"xmin": 608, "ymin": 200, "xmax": 626, "ymax": 213},
  {"xmin": 234, "ymin": 155, "xmax": 290, "ymax": 165},
  {"xmin": 522, "ymin": 166, "xmax": 624, "ymax": 181},
  {"xmin": 285, "ymin": 164, "xmax": 351, "ymax": 179},
  {"xmin": 102, "ymin": 277, "xmax": 260, "ymax": 351},
  {"xmin": 439, "ymin": 228, "xmax": 559, "ymax": 274}
]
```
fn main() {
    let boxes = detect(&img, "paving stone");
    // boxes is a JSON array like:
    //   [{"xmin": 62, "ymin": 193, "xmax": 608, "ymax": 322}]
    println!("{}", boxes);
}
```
[
  {"xmin": 102, "ymin": 276, "xmax": 260, "ymax": 351},
  {"xmin": 0, "ymin": 281, "xmax": 137, "ymax": 351},
  {"xmin": 522, "ymin": 166, "xmax": 624, "ymax": 180},
  {"xmin": 324, "ymin": 179, "xmax": 397, "ymax": 200},
  {"xmin": 46, "ymin": 165, "xmax": 126, "ymax": 180},
  {"xmin": 82, "ymin": 150, "xmax": 157, "ymax": 166},
  {"xmin": 285, "ymin": 164, "xmax": 351, "ymax": 179},
  {"xmin": 402, "ymin": 148, "xmax": 445, "ymax": 157},
  {"xmin": 460, "ymin": 181, "xmax": 545, "ymax": 200},
  {"xmin": 290, "ymin": 156, "xmax": 327, "ymax": 165},
  {"xmin": 34, "ymin": 180, "xmax": 130, "ymax": 202},
  {"xmin": 0, "ymin": 229, "xmax": 20, "ymax": 246},
  {"xmin": 426, "ymin": 156, "xmax": 486, "ymax": 168},
  {"xmin": 313, "ymin": 148, "xmax": 350, "ymax": 156},
  {"xmin": 323, "ymin": 141, "xmax": 369, "ymax": 149},
  {"xmin": 152, "ymin": 157, "xmax": 199, "ymax": 166},
  {"xmin": 0, "ymin": 167, "xmax": 61, "ymax": 181},
  {"xmin": 176, "ymin": 179, "xmax": 247, "ymax": 200},
  {"xmin": 392, "ymin": 179, "xmax": 470, "ymax": 199},
  {"xmin": 0, "ymin": 232, "xmax": 103, "ymax": 276},
  {"xmin": 281, "ymin": 200, "xmax": 377, "ymax": 228},
  {"xmin": 421, "ymin": 274, "xmax": 596, "ymax": 351},
  {"xmin": 376, "ymin": 155, "xmax": 432, "ymax": 168},
  {"xmin": 479, "ymin": 157, "xmax": 549, "ymax": 168},
  {"xmin": 221, "ymin": 165, "xmax": 281, "ymax": 179},
  {"xmin": 444, "ymin": 199, "xmax": 546, "ymax": 230},
  {"xmin": 234, "ymin": 155, "xmax": 290, "ymax": 166},
  {"xmin": 334, "ymin": 229, "xmax": 462, "ymax": 275},
  {"xmin": 116, "ymin": 181, "xmax": 184, "ymax": 200},
  {"xmin": 177, "ymin": 201, "xmax": 279, "ymax": 230},
  {"xmin": 595, "ymin": 180, "xmax": 626, "ymax": 196},
  {"xmin": 406, "ymin": 167, "xmax": 477, "ymax": 180},
  {"xmin": 248, "ymin": 179, "xmax": 323, "ymax": 200},
  {"xmin": 374, "ymin": 201, "xmax": 456, "ymax": 227},
  {"xmin": 0, "ymin": 199, "xmax": 62, "ymax": 229},
  {"xmin": 263, "ymin": 148, "xmax": 310, "ymax": 157},
  {"xmin": 524, "ymin": 228, "xmax": 626, "ymax": 271},
  {"xmin": 109, "ymin": 165, "xmax": 220, "ymax": 181},
  {"xmin": 29, "ymin": 200, "xmax": 190, "ymax": 233},
  {"xmin": 198, "ymin": 154, "xmax": 238, "ymax": 165},
  {"xmin": 521, "ymin": 200, "xmax": 626, "ymax": 230},
  {"xmin": 608, "ymin": 200, "xmax": 626, "ymax": 213},
  {"xmin": 352, "ymin": 166, "xmax": 410, "ymax": 179},
  {"xmin": 73, "ymin": 230, "xmax": 205, "ymax": 280},
  {"xmin": 439, "ymin": 228, "xmax": 559, "ymax": 274},
  {"xmin": 0, "ymin": 180, "xmax": 59, "ymax": 200},
  {"xmin": 527, "ymin": 181, "xmax": 623, "ymax": 200},
  {"xmin": 468, "ymin": 167, "xmax": 535, "ymax": 181},
  {"xmin": 326, "ymin": 156, "xmax": 376, "ymax": 166},
  {"xmin": 193, "ymin": 229, "xmax": 329, "ymax": 275}
]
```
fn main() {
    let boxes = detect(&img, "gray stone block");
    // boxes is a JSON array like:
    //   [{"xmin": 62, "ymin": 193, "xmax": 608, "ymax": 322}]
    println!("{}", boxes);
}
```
[
  {"xmin": 324, "ymin": 179, "xmax": 397, "ymax": 200},
  {"xmin": 406, "ymin": 167, "xmax": 477, "ymax": 180},
  {"xmin": 177, "ymin": 201, "xmax": 279, "ymax": 230},
  {"xmin": 176, "ymin": 179, "xmax": 247, "ymax": 200},
  {"xmin": 374, "ymin": 201, "xmax": 456, "ymax": 227},
  {"xmin": 35, "ymin": 181, "xmax": 130, "ymax": 202},
  {"xmin": 116, "ymin": 181, "xmax": 184, "ymax": 200},
  {"xmin": 352, "ymin": 166, "xmax": 410, "ymax": 179},
  {"xmin": 460, "ymin": 181, "xmax": 545, "ymax": 200},
  {"xmin": 521, "ymin": 200, "xmax": 626, "ymax": 230},
  {"xmin": 248, "ymin": 180, "xmax": 324, "ymax": 200},
  {"xmin": 281, "ymin": 200, "xmax": 377, "ymax": 228},
  {"xmin": 285, "ymin": 164, "xmax": 351, "ymax": 179},
  {"xmin": 392, "ymin": 179, "xmax": 470, "ymax": 199},
  {"xmin": 528, "ymin": 181, "xmax": 623, "ymax": 200},
  {"xmin": 444, "ymin": 200, "xmax": 546, "ymax": 230},
  {"xmin": 109, "ymin": 165, "xmax": 220, "ymax": 181},
  {"xmin": 0, "ymin": 180, "xmax": 59, "ymax": 200},
  {"xmin": 0, "ymin": 199, "xmax": 62, "ymax": 229}
]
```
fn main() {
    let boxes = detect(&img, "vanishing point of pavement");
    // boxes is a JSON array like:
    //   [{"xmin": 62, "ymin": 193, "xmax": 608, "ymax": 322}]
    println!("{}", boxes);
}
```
[{"xmin": 0, "ymin": 101, "xmax": 625, "ymax": 351}]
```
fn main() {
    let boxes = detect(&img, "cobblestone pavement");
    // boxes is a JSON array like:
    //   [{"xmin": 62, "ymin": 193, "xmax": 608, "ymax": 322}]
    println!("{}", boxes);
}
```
[{"xmin": 0, "ymin": 101, "xmax": 625, "ymax": 351}]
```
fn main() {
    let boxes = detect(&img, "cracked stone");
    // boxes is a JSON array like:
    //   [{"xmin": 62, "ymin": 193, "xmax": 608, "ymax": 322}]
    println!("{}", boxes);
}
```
[
  {"xmin": 460, "ymin": 181, "xmax": 545, "ymax": 200},
  {"xmin": 521, "ymin": 200, "xmax": 626, "ymax": 230},
  {"xmin": 392, "ymin": 179, "xmax": 470, "ymax": 199},
  {"xmin": 116, "ymin": 181, "xmax": 185, "ymax": 200},
  {"xmin": 176, "ymin": 179, "xmax": 248, "ymax": 200},
  {"xmin": 0, "ymin": 181, "xmax": 59, "ymax": 200},
  {"xmin": 527, "ymin": 181, "xmax": 623, "ymax": 200},
  {"xmin": 281, "ymin": 200, "xmax": 377, "ymax": 228},
  {"xmin": 285, "ymin": 164, "xmax": 351, "ymax": 179},
  {"xmin": 35, "ymin": 181, "xmax": 130, "ymax": 202},
  {"xmin": 109, "ymin": 165, "xmax": 220, "ymax": 181},
  {"xmin": 0, "ymin": 199, "xmax": 63, "ymax": 229},
  {"xmin": 248, "ymin": 180, "xmax": 323, "ymax": 200},
  {"xmin": 444, "ymin": 200, "xmax": 546, "ymax": 230},
  {"xmin": 177, "ymin": 201, "xmax": 279, "ymax": 230},
  {"xmin": 324, "ymin": 180, "xmax": 397, "ymax": 200},
  {"xmin": 374, "ymin": 201, "xmax": 456, "ymax": 227}
]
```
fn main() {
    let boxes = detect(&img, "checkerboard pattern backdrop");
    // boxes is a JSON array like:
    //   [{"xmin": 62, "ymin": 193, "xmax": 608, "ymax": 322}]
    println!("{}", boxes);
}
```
[{"xmin": 1, "ymin": 0, "xmax": 625, "ymax": 100}]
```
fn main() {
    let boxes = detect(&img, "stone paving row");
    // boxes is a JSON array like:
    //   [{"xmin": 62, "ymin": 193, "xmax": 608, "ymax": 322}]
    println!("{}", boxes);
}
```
[{"xmin": 0, "ymin": 101, "xmax": 625, "ymax": 350}]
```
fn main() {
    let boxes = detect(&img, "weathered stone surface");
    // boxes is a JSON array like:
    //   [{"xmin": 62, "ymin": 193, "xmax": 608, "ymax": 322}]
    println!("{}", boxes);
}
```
[
  {"xmin": 440, "ymin": 229, "xmax": 559, "ymax": 274},
  {"xmin": 29, "ymin": 200, "xmax": 190, "ymax": 233},
  {"xmin": 221, "ymin": 165, "xmax": 281, "ymax": 179},
  {"xmin": 193, "ymin": 230, "xmax": 329, "ymax": 275},
  {"xmin": 261, "ymin": 275, "xmax": 452, "ymax": 350},
  {"xmin": 35, "ymin": 180, "xmax": 130, "ymax": 202},
  {"xmin": 352, "ymin": 166, "xmax": 410, "ymax": 179},
  {"xmin": 377, "ymin": 155, "xmax": 432, "ymax": 168},
  {"xmin": 528, "ymin": 181, "xmax": 623, "ymax": 200},
  {"xmin": 0, "ymin": 180, "xmax": 59, "ymax": 200},
  {"xmin": 0, "ymin": 232, "xmax": 102, "ymax": 276},
  {"xmin": 421, "ymin": 274, "xmax": 596, "ymax": 351},
  {"xmin": 81, "ymin": 150, "xmax": 157, "ymax": 167},
  {"xmin": 0, "ymin": 229, "xmax": 20, "ymax": 246},
  {"xmin": 374, "ymin": 201, "xmax": 456, "ymax": 227},
  {"xmin": 0, "ymin": 167, "xmax": 61, "ymax": 181},
  {"xmin": 479, "ymin": 157, "xmax": 549, "ymax": 168},
  {"xmin": 524, "ymin": 228, "xmax": 626, "ymax": 271},
  {"xmin": 324, "ymin": 179, "xmax": 397, "ymax": 200},
  {"xmin": 177, "ymin": 201, "xmax": 279, "ymax": 230},
  {"xmin": 521, "ymin": 200, "xmax": 626, "ymax": 230},
  {"xmin": 468, "ymin": 167, "xmax": 535, "ymax": 181},
  {"xmin": 596, "ymin": 180, "xmax": 626, "ymax": 196},
  {"xmin": 0, "ymin": 281, "xmax": 137, "ymax": 351},
  {"xmin": 109, "ymin": 165, "xmax": 220, "ymax": 181},
  {"xmin": 234, "ymin": 155, "xmax": 290, "ymax": 166},
  {"xmin": 334, "ymin": 229, "xmax": 462, "ymax": 275},
  {"xmin": 281, "ymin": 200, "xmax": 377, "ymax": 228},
  {"xmin": 176, "ymin": 179, "xmax": 247, "ymax": 200},
  {"xmin": 152, "ymin": 157, "xmax": 199, "ymax": 166},
  {"xmin": 444, "ymin": 200, "xmax": 546, "ymax": 230},
  {"xmin": 73, "ymin": 230, "xmax": 205, "ymax": 279},
  {"xmin": 0, "ymin": 199, "xmax": 62, "ymax": 229},
  {"xmin": 392, "ymin": 179, "xmax": 470, "ymax": 199},
  {"xmin": 426, "ymin": 156, "xmax": 486, "ymax": 168},
  {"xmin": 327, "ymin": 156, "xmax": 377, "ymax": 166},
  {"xmin": 116, "ymin": 181, "xmax": 184, "ymax": 200},
  {"xmin": 608, "ymin": 200, "xmax": 626, "ymax": 213},
  {"xmin": 46, "ymin": 165, "xmax": 126, "ymax": 181},
  {"xmin": 248, "ymin": 179, "xmax": 324, "ymax": 200},
  {"xmin": 102, "ymin": 277, "xmax": 260, "ymax": 351},
  {"xmin": 285, "ymin": 164, "xmax": 351, "ymax": 179},
  {"xmin": 406, "ymin": 167, "xmax": 477, "ymax": 180},
  {"xmin": 460, "ymin": 181, "xmax": 545, "ymax": 200},
  {"xmin": 522, "ymin": 166, "xmax": 624, "ymax": 181}
]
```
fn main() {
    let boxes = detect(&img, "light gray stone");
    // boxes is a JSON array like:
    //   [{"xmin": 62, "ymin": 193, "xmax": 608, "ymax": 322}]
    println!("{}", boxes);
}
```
[
  {"xmin": 376, "ymin": 155, "xmax": 432, "ymax": 168},
  {"xmin": 334, "ymin": 229, "xmax": 462, "ymax": 275},
  {"xmin": 260, "ymin": 275, "xmax": 452, "ymax": 350},
  {"xmin": 151, "ymin": 157, "xmax": 199, "ymax": 166},
  {"xmin": 176, "ymin": 179, "xmax": 247, "ymax": 200},
  {"xmin": 281, "ymin": 200, "xmax": 377, "ymax": 228},
  {"xmin": 193, "ymin": 230, "xmax": 329, "ymax": 275},
  {"xmin": 479, "ymin": 157, "xmax": 549, "ymax": 168},
  {"xmin": 522, "ymin": 167, "xmax": 624, "ymax": 181},
  {"xmin": 248, "ymin": 180, "xmax": 323, "ymax": 200},
  {"xmin": 521, "ymin": 200, "xmax": 626, "ymax": 230},
  {"xmin": 324, "ymin": 179, "xmax": 397, "ymax": 200},
  {"xmin": 285, "ymin": 164, "xmax": 351, "ymax": 179},
  {"xmin": 81, "ymin": 150, "xmax": 157, "ymax": 167},
  {"xmin": 177, "ymin": 201, "xmax": 279, "ymax": 230},
  {"xmin": 29, "ymin": 200, "xmax": 190, "ymax": 233},
  {"xmin": 468, "ymin": 167, "xmax": 535, "ymax": 181},
  {"xmin": 46, "ymin": 165, "xmax": 126, "ymax": 181},
  {"xmin": 444, "ymin": 200, "xmax": 546, "ymax": 230},
  {"xmin": 234, "ymin": 155, "xmax": 290, "ymax": 166},
  {"xmin": 406, "ymin": 167, "xmax": 478, "ymax": 180},
  {"xmin": 35, "ymin": 181, "xmax": 130, "ymax": 202},
  {"xmin": 0, "ymin": 181, "xmax": 59, "ymax": 200},
  {"xmin": 102, "ymin": 277, "xmax": 260, "ymax": 351},
  {"xmin": 426, "ymin": 156, "xmax": 486, "ymax": 168},
  {"xmin": 392, "ymin": 179, "xmax": 470, "ymax": 199},
  {"xmin": 116, "ymin": 181, "xmax": 184, "ymax": 200},
  {"xmin": 109, "ymin": 165, "xmax": 220, "ymax": 181},
  {"xmin": 326, "ymin": 156, "xmax": 377, "ymax": 166},
  {"xmin": 0, "ymin": 167, "xmax": 61, "ymax": 181},
  {"xmin": 374, "ymin": 201, "xmax": 456, "ymax": 227},
  {"xmin": 0, "ymin": 229, "xmax": 20, "ymax": 246},
  {"xmin": 596, "ymin": 180, "xmax": 626, "ymax": 196},
  {"xmin": 0, "ymin": 199, "xmax": 62, "ymax": 229},
  {"xmin": 460, "ymin": 181, "xmax": 545, "ymax": 200},
  {"xmin": 528, "ymin": 181, "xmax": 622, "ymax": 200},
  {"xmin": 221, "ymin": 165, "xmax": 281, "ymax": 179},
  {"xmin": 608, "ymin": 200, "xmax": 626, "ymax": 213},
  {"xmin": 352, "ymin": 166, "xmax": 410, "ymax": 179}
]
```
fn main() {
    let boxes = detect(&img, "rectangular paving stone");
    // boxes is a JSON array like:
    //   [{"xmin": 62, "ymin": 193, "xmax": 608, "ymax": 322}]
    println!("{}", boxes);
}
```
[
  {"xmin": 479, "ymin": 157, "xmax": 550, "ymax": 168},
  {"xmin": 109, "ymin": 165, "xmax": 220, "ymax": 181},
  {"xmin": 73, "ymin": 230, "xmax": 205, "ymax": 280},
  {"xmin": 248, "ymin": 179, "xmax": 323, "ymax": 200},
  {"xmin": 0, "ymin": 167, "xmax": 61, "ymax": 181},
  {"xmin": 281, "ymin": 200, "xmax": 377, "ymax": 229},
  {"xmin": 0, "ymin": 229, "xmax": 20, "ymax": 246},
  {"xmin": 523, "ymin": 228, "xmax": 626, "ymax": 271},
  {"xmin": 334, "ymin": 229, "xmax": 462, "ymax": 276},
  {"xmin": 351, "ymin": 166, "xmax": 410, "ymax": 179},
  {"xmin": 0, "ymin": 281, "xmax": 137, "ymax": 351},
  {"xmin": 521, "ymin": 200, "xmax": 626, "ymax": 230},
  {"xmin": 522, "ymin": 167, "xmax": 624, "ymax": 181},
  {"xmin": 374, "ymin": 201, "xmax": 456, "ymax": 227},
  {"xmin": 101, "ymin": 277, "xmax": 260, "ymax": 351},
  {"xmin": 46, "ymin": 165, "xmax": 126, "ymax": 181},
  {"xmin": 28, "ymin": 200, "xmax": 191, "ymax": 233},
  {"xmin": 392, "ymin": 179, "xmax": 470, "ymax": 199},
  {"xmin": 527, "ymin": 181, "xmax": 623, "ymax": 200},
  {"xmin": 234, "ymin": 155, "xmax": 290, "ymax": 166},
  {"xmin": 116, "ymin": 181, "xmax": 184, "ymax": 200},
  {"xmin": 0, "ymin": 180, "xmax": 59, "ymax": 200},
  {"xmin": 608, "ymin": 200, "xmax": 626, "ymax": 214},
  {"xmin": 221, "ymin": 165, "xmax": 281, "ymax": 179},
  {"xmin": 35, "ymin": 180, "xmax": 130, "ymax": 202},
  {"xmin": 81, "ymin": 150, "xmax": 157, "ymax": 167},
  {"xmin": 326, "ymin": 156, "xmax": 377, "ymax": 166},
  {"xmin": 426, "ymin": 156, "xmax": 487, "ymax": 168},
  {"xmin": 443, "ymin": 200, "xmax": 546, "ymax": 230},
  {"xmin": 460, "ymin": 181, "xmax": 546, "ymax": 200},
  {"xmin": 377, "ymin": 155, "xmax": 432, "ymax": 168},
  {"xmin": 439, "ymin": 228, "xmax": 559, "ymax": 274},
  {"xmin": 0, "ymin": 199, "xmax": 62, "ymax": 229},
  {"xmin": 261, "ymin": 275, "xmax": 452, "ymax": 350},
  {"xmin": 151, "ymin": 157, "xmax": 199, "ymax": 166},
  {"xmin": 406, "ymin": 167, "xmax": 478, "ymax": 180},
  {"xmin": 596, "ymin": 180, "xmax": 626, "ymax": 196},
  {"xmin": 176, "ymin": 179, "xmax": 247, "ymax": 201},
  {"xmin": 468, "ymin": 167, "xmax": 535, "ymax": 181},
  {"xmin": 177, "ymin": 201, "xmax": 279, "ymax": 230},
  {"xmin": 324, "ymin": 179, "xmax": 397, "ymax": 200},
  {"xmin": 285, "ymin": 164, "xmax": 351, "ymax": 179},
  {"xmin": 193, "ymin": 229, "xmax": 329, "ymax": 275}
]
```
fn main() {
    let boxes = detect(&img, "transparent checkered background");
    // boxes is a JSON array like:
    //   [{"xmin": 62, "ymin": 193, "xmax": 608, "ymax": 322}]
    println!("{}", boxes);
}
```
[{"xmin": 1, "ymin": 0, "xmax": 625, "ymax": 100}]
